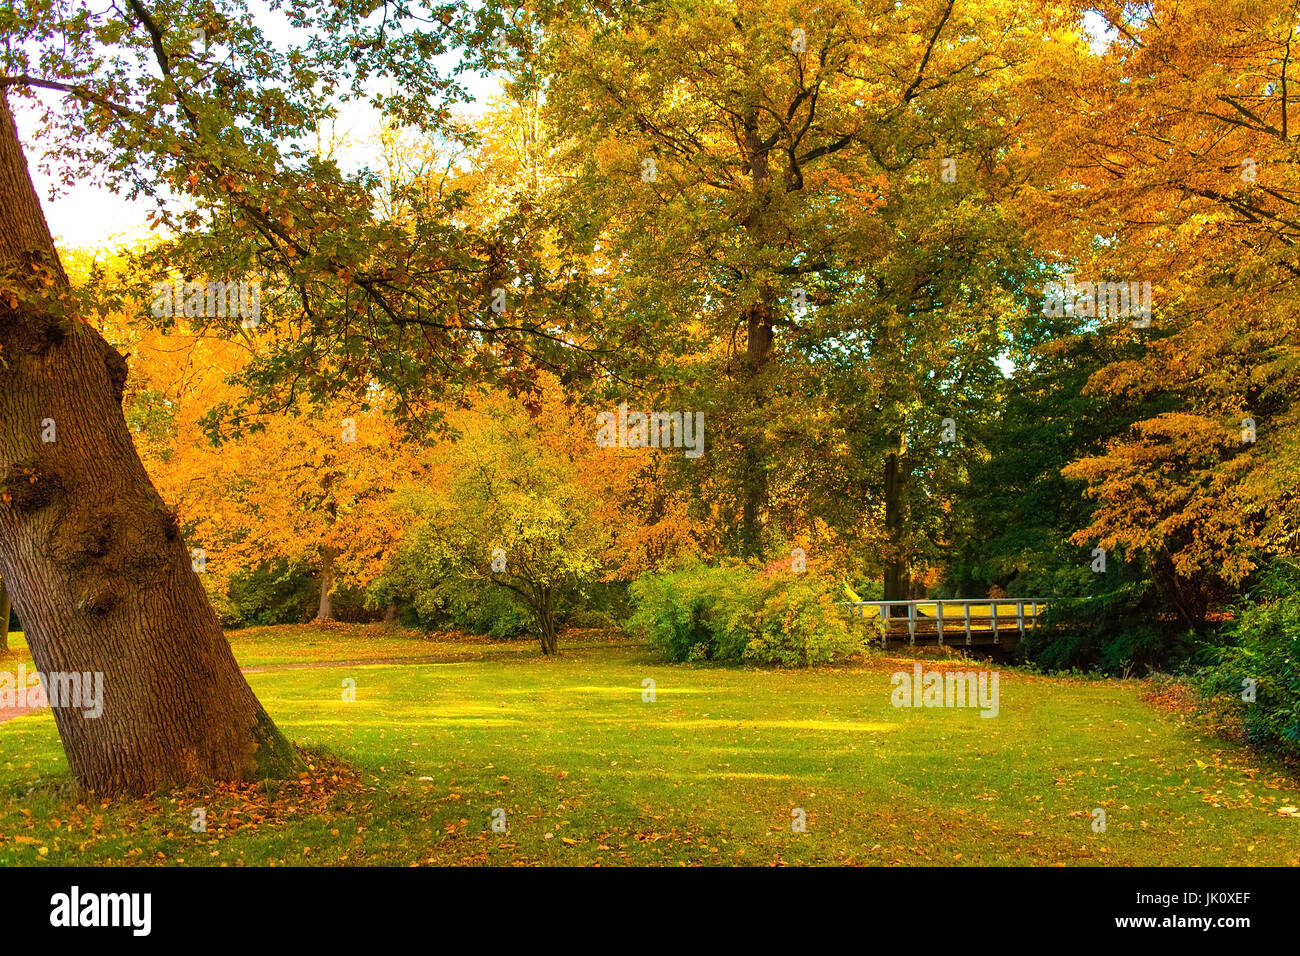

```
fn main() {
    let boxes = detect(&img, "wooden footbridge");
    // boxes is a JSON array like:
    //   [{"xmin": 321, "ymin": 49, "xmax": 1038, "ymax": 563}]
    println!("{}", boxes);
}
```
[{"xmin": 842, "ymin": 598, "xmax": 1047, "ymax": 648}]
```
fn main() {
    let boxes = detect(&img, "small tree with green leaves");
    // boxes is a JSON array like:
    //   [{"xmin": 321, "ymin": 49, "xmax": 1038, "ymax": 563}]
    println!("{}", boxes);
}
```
[{"xmin": 393, "ymin": 395, "xmax": 606, "ymax": 654}]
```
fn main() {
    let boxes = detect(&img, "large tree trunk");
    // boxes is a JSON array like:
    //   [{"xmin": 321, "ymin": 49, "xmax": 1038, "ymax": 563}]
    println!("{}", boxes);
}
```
[
  {"xmin": 883, "ymin": 430, "xmax": 910, "ymax": 602},
  {"xmin": 0, "ymin": 578, "xmax": 10, "ymax": 654},
  {"xmin": 736, "ymin": 109, "xmax": 774, "ymax": 558},
  {"xmin": 0, "ymin": 92, "xmax": 297, "ymax": 796},
  {"xmin": 740, "ymin": 297, "xmax": 773, "ymax": 557},
  {"xmin": 315, "ymin": 546, "xmax": 336, "ymax": 621}
]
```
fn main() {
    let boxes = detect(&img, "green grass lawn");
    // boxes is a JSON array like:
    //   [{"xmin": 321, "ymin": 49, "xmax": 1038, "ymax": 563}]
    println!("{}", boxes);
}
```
[{"xmin": 1, "ymin": 625, "xmax": 1297, "ymax": 866}]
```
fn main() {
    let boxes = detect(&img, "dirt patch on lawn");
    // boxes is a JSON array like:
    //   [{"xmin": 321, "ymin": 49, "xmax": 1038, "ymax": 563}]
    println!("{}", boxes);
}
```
[{"xmin": 0, "ymin": 700, "xmax": 46, "ymax": 724}]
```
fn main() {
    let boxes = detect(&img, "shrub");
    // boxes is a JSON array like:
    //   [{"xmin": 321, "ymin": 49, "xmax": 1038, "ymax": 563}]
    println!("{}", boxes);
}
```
[
  {"xmin": 626, "ymin": 563, "xmax": 764, "ymax": 662},
  {"xmin": 424, "ymin": 575, "xmax": 536, "ymax": 639},
  {"xmin": 628, "ymin": 563, "xmax": 862, "ymax": 666},
  {"xmin": 558, "ymin": 580, "xmax": 629, "ymax": 631},
  {"xmin": 746, "ymin": 577, "xmax": 860, "ymax": 666},
  {"xmin": 378, "ymin": 532, "xmax": 534, "ymax": 639},
  {"xmin": 206, "ymin": 559, "xmax": 334, "ymax": 628},
  {"xmin": 1194, "ymin": 562, "xmax": 1300, "ymax": 758},
  {"xmin": 382, "ymin": 397, "xmax": 607, "ymax": 654},
  {"xmin": 1021, "ymin": 580, "xmax": 1195, "ymax": 676}
]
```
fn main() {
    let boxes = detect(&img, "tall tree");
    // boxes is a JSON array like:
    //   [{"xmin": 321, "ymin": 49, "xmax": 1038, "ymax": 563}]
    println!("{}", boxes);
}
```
[
  {"xmin": 0, "ymin": 91, "xmax": 297, "ymax": 793},
  {"xmin": 1019, "ymin": 0, "xmax": 1300, "ymax": 617},
  {"xmin": 0, "ymin": 0, "xmax": 513, "ymax": 794},
  {"xmin": 543, "ymin": 0, "xmax": 1048, "ymax": 593}
]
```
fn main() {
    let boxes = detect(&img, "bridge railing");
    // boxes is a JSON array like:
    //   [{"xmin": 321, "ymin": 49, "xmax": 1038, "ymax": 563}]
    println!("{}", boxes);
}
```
[{"xmin": 840, "ymin": 598, "xmax": 1049, "ymax": 647}]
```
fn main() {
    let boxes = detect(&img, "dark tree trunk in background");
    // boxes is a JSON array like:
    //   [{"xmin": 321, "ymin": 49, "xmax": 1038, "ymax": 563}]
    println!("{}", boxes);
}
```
[
  {"xmin": 740, "ymin": 297, "xmax": 773, "ymax": 557},
  {"xmin": 883, "ymin": 431, "xmax": 911, "ymax": 601},
  {"xmin": 536, "ymin": 588, "xmax": 558, "ymax": 655},
  {"xmin": 736, "ymin": 108, "xmax": 774, "ymax": 558},
  {"xmin": 0, "ymin": 92, "xmax": 297, "ymax": 795},
  {"xmin": 315, "ymin": 547, "xmax": 337, "ymax": 621}
]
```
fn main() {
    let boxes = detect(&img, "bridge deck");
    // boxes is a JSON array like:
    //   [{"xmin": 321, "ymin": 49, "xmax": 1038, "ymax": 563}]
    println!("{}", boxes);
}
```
[{"xmin": 842, "ymin": 599, "xmax": 1047, "ymax": 647}]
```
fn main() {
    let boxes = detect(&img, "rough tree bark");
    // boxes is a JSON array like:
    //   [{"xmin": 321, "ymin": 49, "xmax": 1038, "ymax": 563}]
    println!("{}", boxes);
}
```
[{"xmin": 0, "ymin": 92, "xmax": 298, "ymax": 796}]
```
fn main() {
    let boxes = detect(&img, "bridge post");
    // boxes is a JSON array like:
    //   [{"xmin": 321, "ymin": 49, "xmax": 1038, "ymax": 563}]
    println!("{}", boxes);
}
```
[
  {"xmin": 964, "ymin": 602, "xmax": 971, "ymax": 646},
  {"xmin": 1017, "ymin": 601, "xmax": 1025, "ymax": 640},
  {"xmin": 907, "ymin": 602, "xmax": 916, "ymax": 645},
  {"xmin": 991, "ymin": 601, "xmax": 998, "ymax": 644},
  {"xmin": 936, "ymin": 601, "xmax": 944, "ymax": 646}
]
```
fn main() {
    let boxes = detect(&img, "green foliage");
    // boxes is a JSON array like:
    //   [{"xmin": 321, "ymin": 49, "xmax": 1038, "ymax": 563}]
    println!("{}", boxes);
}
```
[
  {"xmin": 1195, "ymin": 562, "xmax": 1300, "ymax": 758},
  {"xmin": 380, "ymin": 536, "xmax": 534, "ymax": 639},
  {"xmin": 206, "ymin": 559, "xmax": 377, "ymax": 628},
  {"xmin": 945, "ymin": 316, "xmax": 1214, "ymax": 673},
  {"xmin": 746, "ymin": 576, "xmax": 861, "ymax": 667},
  {"xmin": 628, "ymin": 564, "xmax": 861, "ymax": 666},
  {"xmin": 561, "ymin": 580, "xmax": 629, "ymax": 630},
  {"xmin": 1021, "ymin": 578, "xmax": 1195, "ymax": 676},
  {"xmin": 944, "ymin": 319, "xmax": 1160, "ymax": 600},
  {"xmin": 627, "ymin": 564, "xmax": 766, "ymax": 663},
  {"xmin": 377, "ymin": 541, "xmax": 628, "ymax": 639},
  {"xmin": 849, "ymin": 580, "xmax": 884, "ymax": 601},
  {"xmin": 386, "ymin": 396, "xmax": 607, "ymax": 652},
  {"xmin": 211, "ymin": 560, "xmax": 310, "ymax": 628},
  {"xmin": 124, "ymin": 388, "xmax": 177, "ymax": 458}
]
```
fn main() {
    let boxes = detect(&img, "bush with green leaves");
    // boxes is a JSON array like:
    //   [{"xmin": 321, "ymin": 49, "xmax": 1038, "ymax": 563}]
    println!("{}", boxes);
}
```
[
  {"xmin": 747, "ymin": 576, "xmax": 860, "ymax": 666},
  {"xmin": 207, "ymin": 559, "xmax": 376, "ymax": 628},
  {"xmin": 1194, "ymin": 562, "xmax": 1300, "ymax": 758},
  {"xmin": 378, "ymin": 541, "xmax": 536, "ymax": 638},
  {"xmin": 627, "ymin": 564, "xmax": 764, "ymax": 662},
  {"xmin": 628, "ymin": 564, "xmax": 862, "ymax": 666},
  {"xmin": 384, "ymin": 397, "xmax": 607, "ymax": 654},
  {"xmin": 1020, "ymin": 575, "xmax": 1196, "ymax": 676}
]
